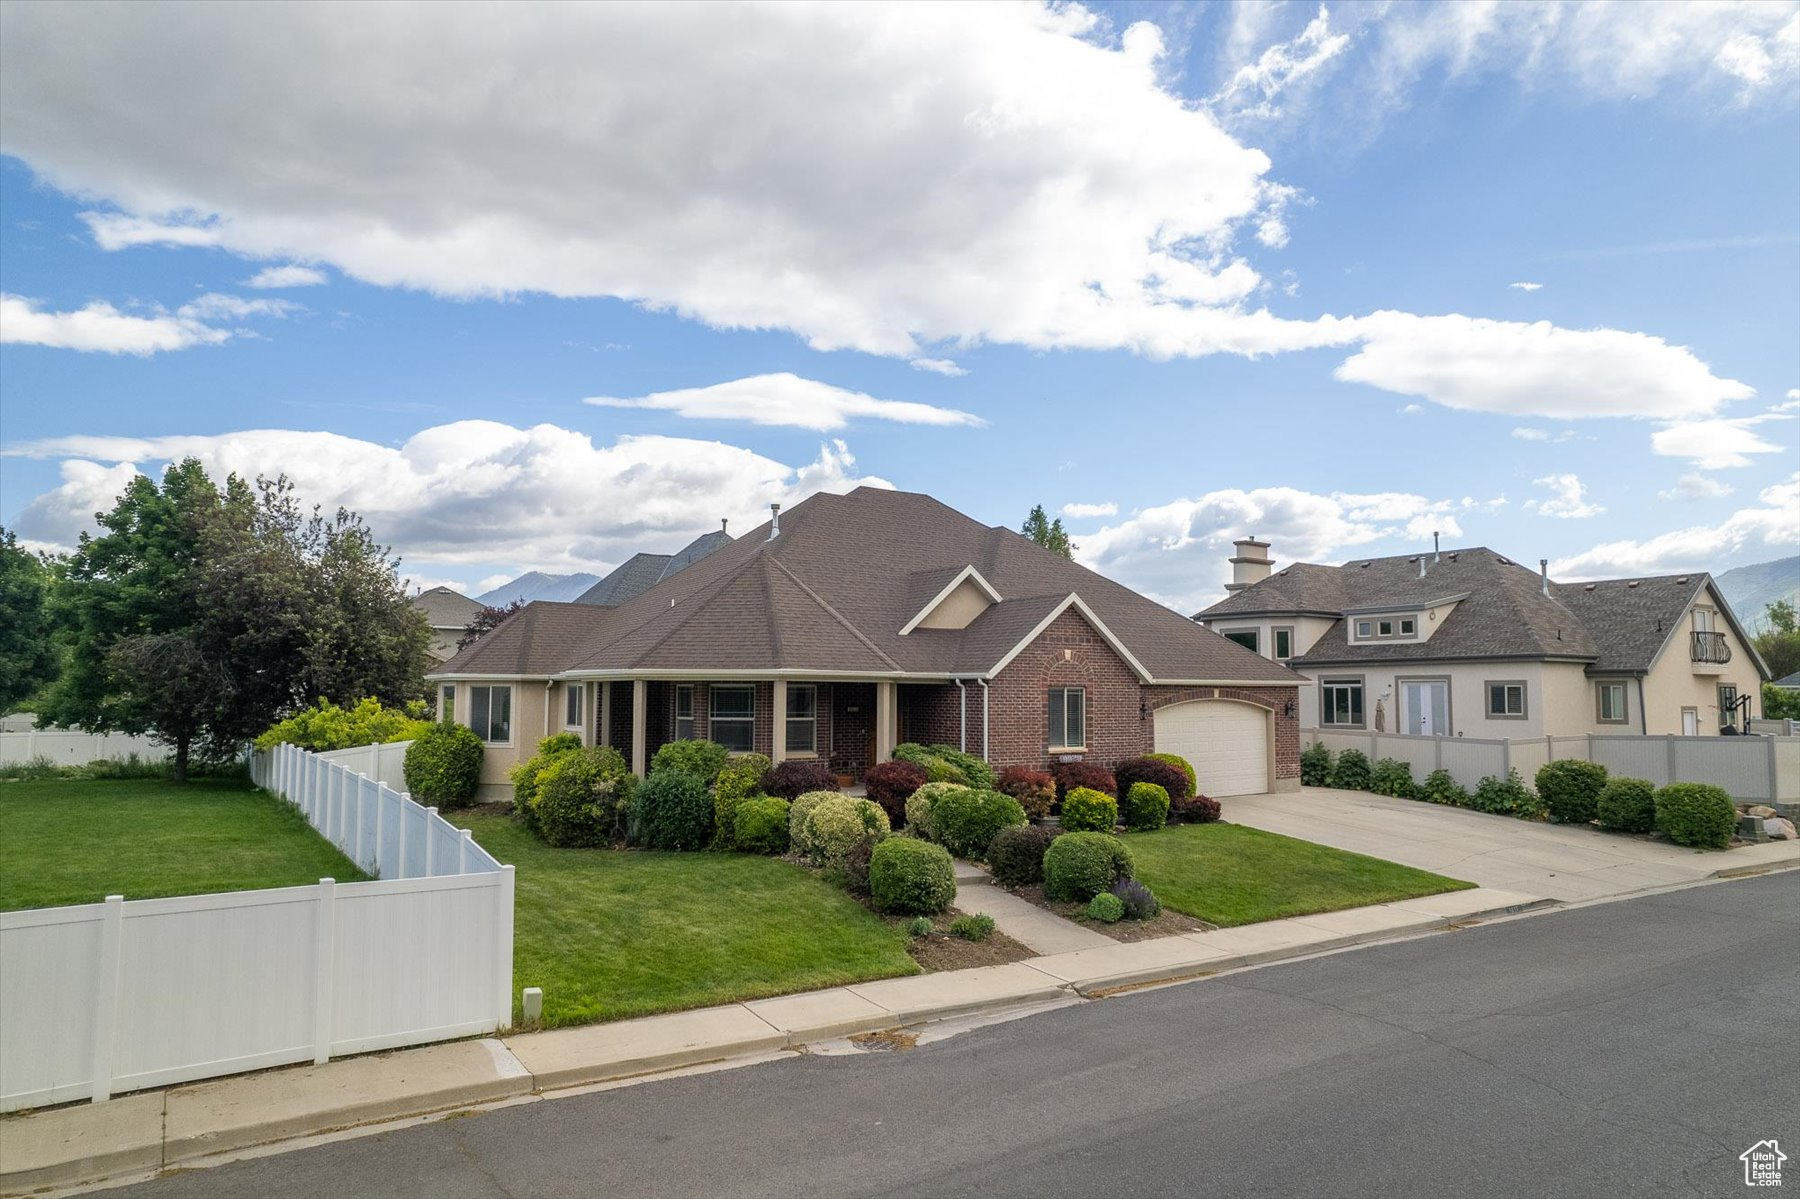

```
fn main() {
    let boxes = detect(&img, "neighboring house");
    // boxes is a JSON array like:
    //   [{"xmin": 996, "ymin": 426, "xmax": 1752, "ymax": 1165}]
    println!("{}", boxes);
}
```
[
  {"xmin": 572, "ymin": 526, "xmax": 732, "ymax": 606},
  {"xmin": 1774, "ymin": 671, "xmax": 1800, "ymax": 690},
  {"xmin": 411, "ymin": 585, "xmax": 488, "ymax": 664},
  {"xmin": 1194, "ymin": 538, "xmax": 1769, "ymax": 739},
  {"xmin": 428, "ymin": 488, "xmax": 1301, "ymax": 800}
]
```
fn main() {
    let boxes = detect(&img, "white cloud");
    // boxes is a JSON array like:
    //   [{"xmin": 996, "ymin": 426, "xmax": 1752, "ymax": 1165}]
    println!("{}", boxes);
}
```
[
  {"xmin": 1509, "ymin": 281, "xmax": 1544, "ymax": 291},
  {"xmin": 583, "ymin": 373, "xmax": 982, "ymax": 431},
  {"xmin": 1651, "ymin": 411, "xmax": 1795, "ymax": 468},
  {"xmin": 1060, "ymin": 502, "xmax": 1118, "ymax": 519},
  {"xmin": 0, "ymin": 291, "xmax": 292, "ymax": 354},
  {"xmin": 1552, "ymin": 473, "xmax": 1800, "ymax": 578},
  {"xmin": 244, "ymin": 264, "xmax": 327, "ymax": 289},
  {"xmin": 0, "ymin": 2, "xmax": 1753, "ymax": 422},
  {"xmin": 1526, "ymin": 473, "xmax": 1605, "ymax": 519},
  {"xmin": 909, "ymin": 358, "xmax": 968, "ymax": 377},
  {"xmin": 1211, "ymin": 5, "xmax": 1351, "ymax": 122},
  {"xmin": 1511, "ymin": 426, "xmax": 1577, "ymax": 443},
  {"xmin": 1658, "ymin": 473, "xmax": 1735, "ymax": 502},
  {"xmin": 5, "ymin": 423, "xmax": 889, "ymax": 575},
  {"xmin": 1398, "ymin": 403, "xmax": 1425, "ymax": 415},
  {"xmin": 1075, "ymin": 486, "xmax": 1479, "ymax": 612}
]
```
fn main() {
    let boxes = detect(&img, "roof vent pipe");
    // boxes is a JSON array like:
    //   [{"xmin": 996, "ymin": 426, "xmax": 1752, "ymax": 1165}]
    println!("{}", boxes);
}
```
[
  {"xmin": 721, "ymin": 518, "xmax": 729, "ymax": 535},
  {"xmin": 768, "ymin": 503, "xmax": 781, "ymax": 540},
  {"xmin": 1418, "ymin": 555, "xmax": 1427, "ymax": 579},
  {"xmin": 1540, "ymin": 559, "xmax": 1549, "ymax": 596},
  {"xmin": 1433, "ymin": 531, "xmax": 1440, "ymax": 562}
]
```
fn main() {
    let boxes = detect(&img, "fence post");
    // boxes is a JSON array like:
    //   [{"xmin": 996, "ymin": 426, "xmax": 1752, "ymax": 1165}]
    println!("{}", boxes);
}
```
[
  {"xmin": 1434, "ymin": 737, "xmax": 1443, "ymax": 771},
  {"xmin": 1767, "ymin": 734, "xmax": 1779, "ymax": 804},
  {"xmin": 89, "ymin": 895, "xmax": 125, "ymax": 1103},
  {"xmin": 312, "ymin": 879, "xmax": 335, "ymax": 1065},
  {"xmin": 1501, "ymin": 740, "xmax": 1512, "ymax": 778},
  {"xmin": 1666, "ymin": 735, "xmax": 1678, "ymax": 786},
  {"xmin": 373, "ymin": 779, "xmax": 385, "ymax": 879},
  {"xmin": 368, "ymin": 740, "xmax": 380, "ymax": 785},
  {"xmin": 354, "ymin": 774, "xmax": 366, "ymax": 869},
  {"xmin": 425, "ymin": 808, "xmax": 439, "ymax": 876},
  {"xmin": 459, "ymin": 828, "xmax": 474, "ymax": 875},
  {"xmin": 396, "ymin": 796, "xmax": 410, "ymax": 880},
  {"xmin": 495, "ymin": 865, "xmax": 516, "ymax": 1028}
]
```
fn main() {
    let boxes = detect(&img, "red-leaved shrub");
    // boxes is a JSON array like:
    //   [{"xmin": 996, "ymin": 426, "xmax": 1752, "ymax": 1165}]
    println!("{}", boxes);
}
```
[
  {"xmin": 1171, "ymin": 794, "xmax": 1222, "ymax": 823},
  {"xmin": 1113, "ymin": 756, "xmax": 1192, "ymax": 802},
  {"xmin": 761, "ymin": 759, "xmax": 837, "ymax": 800},
  {"xmin": 996, "ymin": 766, "xmax": 1056, "ymax": 820},
  {"xmin": 864, "ymin": 760, "xmax": 928, "ymax": 826},
  {"xmin": 1051, "ymin": 760, "xmax": 1116, "ymax": 800}
]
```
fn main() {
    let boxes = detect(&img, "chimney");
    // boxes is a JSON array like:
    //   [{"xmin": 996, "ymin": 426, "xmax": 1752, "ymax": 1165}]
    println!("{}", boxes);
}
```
[
  {"xmin": 1540, "ymin": 559, "xmax": 1549, "ymax": 596},
  {"xmin": 768, "ymin": 503, "xmax": 781, "ymax": 540},
  {"xmin": 1433, "ymin": 531, "xmax": 1441, "ymax": 562},
  {"xmin": 1418, "ymin": 555, "xmax": 1427, "ymax": 579},
  {"xmin": 1224, "ymin": 536, "xmax": 1272, "ymax": 592}
]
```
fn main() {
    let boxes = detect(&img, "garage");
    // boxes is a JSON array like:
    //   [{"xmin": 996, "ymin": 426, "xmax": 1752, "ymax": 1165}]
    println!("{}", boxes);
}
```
[{"xmin": 1153, "ymin": 700, "xmax": 1269, "ymax": 797}]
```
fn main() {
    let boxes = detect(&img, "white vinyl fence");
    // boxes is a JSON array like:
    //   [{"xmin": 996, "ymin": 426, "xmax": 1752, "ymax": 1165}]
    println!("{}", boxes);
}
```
[
  {"xmin": 314, "ymin": 738, "xmax": 411, "ymax": 793},
  {"xmin": 0, "ymin": 725, "xmax": 167, "ymax": 768},
  {"xmin": 0, "ymin": 742, "xmax": 512, "ymax": 1114},
  {"xmin": 1306, "ymin": 728, "xmax": 1800, "ymax": 804}
]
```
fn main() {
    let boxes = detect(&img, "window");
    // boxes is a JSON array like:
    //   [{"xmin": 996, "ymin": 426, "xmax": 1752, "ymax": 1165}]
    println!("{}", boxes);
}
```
[
  {"xmin": 1273, "ymin": 627, "xmax": 1294, "ymax": 661},
  {"xmin": 1320, "ymin": 678, "xmax": 1364, "ymax": 727},
  {"xmin": 674, "ymin": 685, "xmax": 695, "ymax": 741},
  {"xmin": 1224, "ymin": 629, "xmax": 1259, "ymax": 653},
  {"xmin": 1353, "ymin": 615, "xmax": 1419, "ymax": 642},
  {"xmin": 469, "ymin": 685, "xmax": 512, "ymax": 744},
  {"xmin": 1378, "ymin": 619, "xmax": 1394, "ymax": 637},
  {"xmin": 709, "ymin": 684, "xmax": 754, "ymax": 752},
  {"xmin": 1718, "ymin": 684, "xmax": 1739, "ymax": 724},
  {"xmin": 565, "ymin": 683, "xmax": 583, "ymax": 728},
  {"xmin": 1486, "ymin": 681, "xmax": 1526, "ymax": 719},
  {"xmin": 1399, "ymin": 617, "xmax": 1416, "ymax": 636},
  {"xmin": 1048, "ymin": 687, "xmax": 1086, "ymax": 750},
  {"xmin": 440, "ymin": 686, "xmax": 455, "ymax": 723},
  {"xmin": 1356, "ymin": 620, "xmax": 1373, "ymax": 639},
  {"xmin": 1596, "ymin": 682, "xmax": 1628, "ymax": 724},
  {"xmin": 786, "ymin": 684, "xmax": 817, "ymax": 754}
]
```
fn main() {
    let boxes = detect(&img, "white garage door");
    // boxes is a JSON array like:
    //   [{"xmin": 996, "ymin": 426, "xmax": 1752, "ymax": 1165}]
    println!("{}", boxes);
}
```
[{"xmin": 1153, "ymin": 701, "xmax": 1269, "ymax": 798}]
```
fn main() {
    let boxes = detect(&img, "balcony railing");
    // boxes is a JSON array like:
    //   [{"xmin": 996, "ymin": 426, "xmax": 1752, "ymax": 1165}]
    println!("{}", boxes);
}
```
[{"xmin": 1691, "ymin": 630, "xmax": 1732, "ymax": 664}]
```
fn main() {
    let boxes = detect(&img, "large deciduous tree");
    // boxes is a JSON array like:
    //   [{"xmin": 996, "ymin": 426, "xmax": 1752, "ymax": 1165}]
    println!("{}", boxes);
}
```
[{"xmin": 0, "ymin": 528, "xmax": 60, "ymax": 712}]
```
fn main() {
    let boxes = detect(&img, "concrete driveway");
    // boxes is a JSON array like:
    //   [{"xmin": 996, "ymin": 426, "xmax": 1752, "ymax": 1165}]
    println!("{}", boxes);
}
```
[{"xmin": 1224, "ymin": 787, "xmax": 1800, "ymax": 902}]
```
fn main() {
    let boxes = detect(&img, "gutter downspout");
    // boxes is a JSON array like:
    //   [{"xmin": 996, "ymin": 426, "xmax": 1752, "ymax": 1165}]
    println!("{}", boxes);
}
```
[
  {"xmin": 978, "ymin": 679, "xmax": 990, "ymax": 762},
  {"xmin": 954, "ymin": 679, "xmax": 967, "ymax": 753},
  {"xmin": 543, "ymin": 681, "xmax": 552, "ymax": 740},
  {"xmin": 1635, "ymin": 676, "xmax": 1648, "ymax": 735}
]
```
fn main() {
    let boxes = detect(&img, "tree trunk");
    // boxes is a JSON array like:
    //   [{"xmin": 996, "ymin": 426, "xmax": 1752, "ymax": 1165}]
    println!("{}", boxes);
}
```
[{"xmin": 174, "ymin": 736, "xmax": 190, "ymax": 783}]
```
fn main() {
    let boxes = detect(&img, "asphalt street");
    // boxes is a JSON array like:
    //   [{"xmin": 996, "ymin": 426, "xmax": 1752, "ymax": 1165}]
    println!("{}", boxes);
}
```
[{"xmin": 99, "ymin": 873, "xmax": 1799, "ymax": 1199}]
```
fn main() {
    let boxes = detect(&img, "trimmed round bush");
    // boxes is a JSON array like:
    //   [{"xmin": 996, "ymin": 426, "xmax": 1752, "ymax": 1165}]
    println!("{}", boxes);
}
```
[
  {"xmin": 1110, "ymin": 877, "xmax": 1161, "ymax": 921},
  {"xmin": 1123, "ymin": 781, "xmax": 1171, "ymax": 831},
  {"xmin": 1654, "ymin": 782, "xmax": 1735, "ymax": 849},
  {"xmin": 892, "ymin": 742, "xmax": 969, "ymax": 785},
  {"xmin": 535, "ymin": 746, "xmax": 633, "ymax": 847},
  {"xmin": 987, "ymin": 824, "xmax": 1058, "ymax": 888},
  {"xmin": 924, "ymin": 744, "xmax": 996, "ymax": 790},
  {"xmin": 711, "ymin": 752, "xmax": 771, "ymax": 850},
  {"xmin": 1536, "ymin": 759, "xmax": 1609, "ymax": 825},
  {"xmin": 403, "ymin": 722, "xmax": 485, "ymax": 808},
  {"xmin": 1115, "ymin": 756, "xmax": 1190, "ymax": 804},
  {"xmin": 629, "ymin": 768, "xmax": 713, "ymax": 851},
  {"xmin": 801, "ymin": 794, "xmax": 890, "ymax": 867},
  {"xmin": 996, "ymin": 766, "xmax": 1056, "ymax": 821},
  {"xmin": 864, "ymin": 760, "xmax": 928, "ymax": 827},
  {"xmin": 1596, "ymin": 777, "xmax": 1657, "ymax": 834},
  {"xmin": 1043, "ymin": 831, "xmax": 1134, "ymax": 902},
  {"xmin": 788, "ymin": 790, "xmax": 838, "ymax": 855},
  {"xmin": 1170, "ymin": 793, "xmax": 1222, "ymax": 823},
  {"xmin": 509, "ymin": 733, "xmax": 583, "ymax": 827},
  {"xmin": 650, "ymin": 738, "xmax": 730, "ymax": 782},
  {"xmin": 931, "ymin": 788, "xmax": 1027, "ymax": 859},
  {"xmin": 1051, "ymin": 760, "xmax": 1115, "ymax": 799},
  {"xmin": 1086, "ymin": 892, "xmax": 1125, "ymax": 923},
  {"xmin": 1059, "ymin": 786, "xmax": 1118, "ymax": 833},
  {"xmin": 868, "ymin": 837, "xmax": 956, "ymax": 914},
  {"xmin": 1146, "ymin": 752, "xmax": 1197, "ymax": 798},
  {"xmin": 1328, "ymin": 748, "xmax": 1372, "ymax": 791},
  {"xmin": 905, "ymin": 781, "xmax": 972, "ymax": 843},
  {"xmin": 762, "ymin": 759, "xmax": 837, "ymax": 800},
  {"xmin": 732, "ymin": 796, "xmax": 791, "ymax": 854}
]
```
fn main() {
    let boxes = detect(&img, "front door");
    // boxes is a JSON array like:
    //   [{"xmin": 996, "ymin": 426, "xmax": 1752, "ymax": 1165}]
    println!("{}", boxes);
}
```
[
  {"xmin": 1681, "ymin": 707, "xmax": 1699, "ymax": 736},
  {"xmin": 1401, "ymin": 681, "xmax": 1450, "ymax": 736}
]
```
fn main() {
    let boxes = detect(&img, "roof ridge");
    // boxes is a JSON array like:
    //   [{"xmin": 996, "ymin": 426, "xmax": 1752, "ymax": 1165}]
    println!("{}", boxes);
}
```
[
  {"xmin": 592, "ymin": 548, "xmax": 769, "ymax": 668},
  {"xmin": 767, "ymin": 555, "xmax": 903, "ymax": 671},
  {"xmin": 759, "ymin": 555, "xmax": 785, "ymax": 663}
]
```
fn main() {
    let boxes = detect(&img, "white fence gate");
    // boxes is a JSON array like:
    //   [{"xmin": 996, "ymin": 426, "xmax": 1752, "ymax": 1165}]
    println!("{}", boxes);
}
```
[
  {"xmin": 1306, "ymin": 728, "xmax": 1799, "ymax": 803},
  {"xmin": 0, "ymin": 742, "xmax": 513, "ymax": 1113}
]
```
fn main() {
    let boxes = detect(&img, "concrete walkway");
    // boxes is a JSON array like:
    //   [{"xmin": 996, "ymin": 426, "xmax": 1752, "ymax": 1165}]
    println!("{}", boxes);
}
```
[
  {"xmin": 1225, "ymin": 787, "xmax": 1800, "ymax": 902},
  {"xmin": 0, "ymin": 886, "xmax": 1546, "ymax": 1195},
  {"xmin": 949, "ymin": 868, "xmax": 1113, "ymax": 955}
]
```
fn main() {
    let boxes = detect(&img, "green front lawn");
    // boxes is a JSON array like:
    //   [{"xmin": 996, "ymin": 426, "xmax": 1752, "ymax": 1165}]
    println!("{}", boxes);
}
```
[
  {"xmin": 1125, "ymin": 823, "xmax": 1473, "ymax": 927},
  {"xmin": 449, "ymin": 812, "xmax": 919, "ymax": 1028},
  {"xmin": 0, "ymin": 777, "xmax": 368, "ymax": 911}
]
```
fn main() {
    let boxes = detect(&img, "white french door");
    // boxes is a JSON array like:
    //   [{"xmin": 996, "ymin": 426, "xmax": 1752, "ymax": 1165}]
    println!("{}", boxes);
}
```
[{"xmin": 1401, "ymin": 681, "xmax": 1450, "ymax": 736}]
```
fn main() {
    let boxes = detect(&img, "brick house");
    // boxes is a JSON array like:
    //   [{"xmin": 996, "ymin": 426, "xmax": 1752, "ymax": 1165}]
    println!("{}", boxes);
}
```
[{"xmin": 429, "ymin": 488, "xmax": 1302, "ymax": 799}]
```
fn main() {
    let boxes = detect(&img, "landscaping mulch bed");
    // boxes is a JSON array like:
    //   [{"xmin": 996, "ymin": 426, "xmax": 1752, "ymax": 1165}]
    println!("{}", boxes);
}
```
[
  {"xmin": 896, "ymin": 909, "xmax": 1037, "ymax": 971},
  {"xmin": 1006, "ymin": 883, "xmax": 1209, "ymax": 943}
]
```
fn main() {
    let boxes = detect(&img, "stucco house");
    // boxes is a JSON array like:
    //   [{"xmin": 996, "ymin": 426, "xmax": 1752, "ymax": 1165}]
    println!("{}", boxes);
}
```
[
  {"xmin": 1194, "ymin": 538, "xmax": 1769, "ymax": 739},
  {"xmin": 428, "ymin": 488, "xmax": 1302, "ymax": 800},
  {"xmin": 410, "ymin": 585, "xmax": 487, "ymax": 664}
]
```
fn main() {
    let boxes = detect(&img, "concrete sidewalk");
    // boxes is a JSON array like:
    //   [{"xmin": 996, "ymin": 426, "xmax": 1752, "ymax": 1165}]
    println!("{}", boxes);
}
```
[
  {"xmin": 0, "ymin": 886, "xmax": 1545, "ymax": 1195},
  {"xmin": 1226, "ymin": 787, "xmax": 1800, "ymax": 902}
]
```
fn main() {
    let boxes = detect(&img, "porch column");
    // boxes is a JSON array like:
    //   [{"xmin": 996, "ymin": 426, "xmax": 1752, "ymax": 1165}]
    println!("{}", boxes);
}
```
[
  {"xmin": 630, "ymin": 679, "xmax": 647, "ymax": 777},
  {"xmin": 771, "ymin": 679, "xmax": 788, "ymax": 763},
  {"xmin": 875, "ymin": 681, "xmax": 897, "ymax": 764},
  {"xmin": 586, "ymin": 683, "xmax": 597, "ymax": 747},
  {"xmin": 599, "ymin": 681, "xmax": 612, "ymax": 750}
]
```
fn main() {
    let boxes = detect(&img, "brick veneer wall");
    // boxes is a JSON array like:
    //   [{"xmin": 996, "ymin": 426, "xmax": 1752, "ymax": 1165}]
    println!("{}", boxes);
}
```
[
  {"xmin": 1144, "ymin": 684, "xmax": 1301, "ymax": 784},
  {"xmin": 830, "ymin": 683, "xmax": 875, "ymax": 778},
  {"xmin": 899, "ymin": 683, "xmax": 960, "ymax": 748}
]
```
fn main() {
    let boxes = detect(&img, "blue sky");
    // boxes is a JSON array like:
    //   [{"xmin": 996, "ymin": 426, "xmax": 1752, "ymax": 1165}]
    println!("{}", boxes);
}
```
[{"xmin": 2, "ymin": 1, "xmax": 1795, "ymax": 612}]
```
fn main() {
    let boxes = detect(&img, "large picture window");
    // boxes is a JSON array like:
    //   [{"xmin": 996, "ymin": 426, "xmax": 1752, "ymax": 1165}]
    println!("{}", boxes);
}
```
[
  {"xmin": 710, "ymin": 684, "xmax": 754, "ymax": 752},
  {"xmin": 1223, "ymin": 629, "xmax": 1259, "ymax": 653},
  {"xmin": 1320, "ymin": 678, "xmax": 1364, "ymax": 727},
  {"xmin": 786, "ymin": 684, "xmax": 817, "ymax": 754},
  {"xmin": 1048, "ymin": 687, "xmax": 1086, "ymax": 751},
  {"xmin": 469, "ymin": 684, "xmax": 512, "ymax": 744},
  {"xmin": 674, "ymin": 684, "xmax": 695, "ymax": 741}
]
